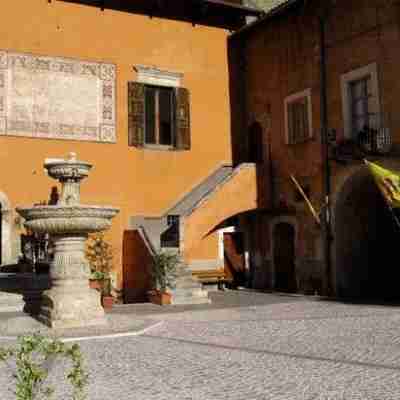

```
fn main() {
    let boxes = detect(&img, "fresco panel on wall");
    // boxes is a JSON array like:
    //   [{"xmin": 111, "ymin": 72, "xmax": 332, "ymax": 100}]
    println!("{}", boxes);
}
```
[{"xmin": 0, "ymin": 50, "xmax": 116, "ymax": 143}]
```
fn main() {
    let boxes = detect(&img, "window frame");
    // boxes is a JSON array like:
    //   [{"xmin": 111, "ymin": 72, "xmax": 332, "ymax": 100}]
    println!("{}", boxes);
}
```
[
  {"xmin": 341, "ymin": 63, "xmax": 380, "ymax": 140},
  {"xmin": 144, "ymin": 84, "xmax": 176, "ymax": 149},
  {"xmin": 133, "ymin": 65, "xmax": 183, "ymax": 151},
  {"xmin": 284, "ymin": 88, "xmax": 313, "ymax": 145}
]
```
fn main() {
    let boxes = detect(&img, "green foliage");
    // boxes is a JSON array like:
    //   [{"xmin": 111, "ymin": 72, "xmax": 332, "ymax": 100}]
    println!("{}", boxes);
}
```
[
  {"xmin": 89, "ymin": 270, "xmax": 105, "ymax": 281},
  {"xmin": 151, "ymin": 250, "xmax": 180, "ymax": 291},
  {"xmin": 0, "ymin": 333, "xmax": 88, "ymax": 400},
  {"xmin": 86, "ymin": 233, "xmax": 113, "ymax": 278}
]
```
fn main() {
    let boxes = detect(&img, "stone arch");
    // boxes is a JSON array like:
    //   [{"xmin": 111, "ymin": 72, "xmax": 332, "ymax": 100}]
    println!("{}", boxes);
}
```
[
  {"xmin": 0, "ymin": 191, "xmax": 12, "ymax": 266},
  {"xmin": 270, "ymin": 216, "xmax": 298, "ymax": 291},
  {"xmin": 332, "ymin": 162, "xmax": 400, "ymax": 299}
]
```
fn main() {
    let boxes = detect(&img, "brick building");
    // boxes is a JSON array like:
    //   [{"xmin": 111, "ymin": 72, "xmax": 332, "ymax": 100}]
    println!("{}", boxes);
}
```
[
  {"xmin": 0, "ymin": 0, "xmax": 262, "ymax": 304},
  {"xmin": 229, "ymin": 0, "xmax": 400, "ymax": 298}
]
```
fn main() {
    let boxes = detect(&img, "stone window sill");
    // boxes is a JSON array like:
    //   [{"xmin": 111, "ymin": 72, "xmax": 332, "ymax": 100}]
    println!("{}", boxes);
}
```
[{"xmin": 143, "ymin": 144, "xmax": 175, "ymax": 151}]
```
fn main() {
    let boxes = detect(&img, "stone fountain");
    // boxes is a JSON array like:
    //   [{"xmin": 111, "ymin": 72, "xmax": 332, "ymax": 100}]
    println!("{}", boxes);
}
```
[{"xmin": 17, "ymin": 153, "xmax": 119, "ymax": 329}]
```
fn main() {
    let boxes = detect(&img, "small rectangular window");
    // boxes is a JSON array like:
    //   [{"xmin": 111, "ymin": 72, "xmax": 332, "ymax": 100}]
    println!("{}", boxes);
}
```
[
  {"xmin": 284, "ymin": 89, "xmax": 312, "ymax": 145},
  {"xmin": 144, "ymin": 85, "xmax": 174, "ymax": 146},
  {"xmin": 350, "ymin": 76, "xmax": 372, "ymax": 136}
]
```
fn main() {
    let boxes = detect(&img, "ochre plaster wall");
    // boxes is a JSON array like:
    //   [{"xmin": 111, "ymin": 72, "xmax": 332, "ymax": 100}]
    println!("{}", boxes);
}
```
[
  {"xmin": 184, "ymin": 164, "xmax": 258, "ymax": 257},
  {"xmin": 0, "ymin": 0, "xmax": 232, "ymax": 290}
]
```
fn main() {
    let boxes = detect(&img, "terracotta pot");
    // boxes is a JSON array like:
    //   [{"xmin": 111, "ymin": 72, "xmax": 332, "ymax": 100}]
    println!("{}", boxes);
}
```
[
  {"xmin": 147, "ymin": 290, "xmax": 172, "ymax": 305},
  {"xmin": 89, "ymin": 279, "xmax": 103, "ymax": 291},
  {"xmin": 102, "ymin": 295, "xmax": 114, "ymax": 309}
]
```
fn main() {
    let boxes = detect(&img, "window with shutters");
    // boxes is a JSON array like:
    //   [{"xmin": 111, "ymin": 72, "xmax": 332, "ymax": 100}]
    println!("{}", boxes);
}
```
[
  {"xmin": 284, "ymin": 89, "xmax": 312, "ymax": 145},
  {"xmin": 128, "ymin": 66, "xmax": 191, "ymax": 151},
  {"xmin": 144, "ymin": 85, "xmax": 175, "ymax": 147}
]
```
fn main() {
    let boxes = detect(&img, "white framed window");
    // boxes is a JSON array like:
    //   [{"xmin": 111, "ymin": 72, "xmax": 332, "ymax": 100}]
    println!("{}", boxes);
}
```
[
  {"xmin": 284, "ymin": 89, "xmax": 313, "ymax": 144},
  {"xmin": 341, "ymin": 63, "xmax": 380, "ymax": 139}
]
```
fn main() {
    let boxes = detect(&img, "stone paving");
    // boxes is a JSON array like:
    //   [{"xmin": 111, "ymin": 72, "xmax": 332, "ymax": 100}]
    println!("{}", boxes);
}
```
[{"xmin": 1, "ymin": 291, "xmax": 400, "ymax": 399}]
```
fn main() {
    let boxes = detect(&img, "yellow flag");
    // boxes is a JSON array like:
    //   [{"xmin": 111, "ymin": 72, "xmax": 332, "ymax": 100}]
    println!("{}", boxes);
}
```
[
  {"xmin": 365, "ymin": 160, "xmax": 400, "ymax": 208},
  {"xmin": 290, "ymin": 175, "xmax": 321, "ymax": 225}
]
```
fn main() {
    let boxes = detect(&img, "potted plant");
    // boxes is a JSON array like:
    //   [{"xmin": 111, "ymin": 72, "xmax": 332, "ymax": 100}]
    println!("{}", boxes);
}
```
[
  {"xmin": 101, "ymin": 276, "xmax": 114, "ymax": 310},
  {"xmin": 148, "ymin": 250, "xmax": 180, "ymax": 305},
  {"xmin": 86, "ymin": 232, "xmax": 113, "ymax": 293},
  {"xmin": 89, "ymin": 270, "xmax": 105, "ymax": 291}
]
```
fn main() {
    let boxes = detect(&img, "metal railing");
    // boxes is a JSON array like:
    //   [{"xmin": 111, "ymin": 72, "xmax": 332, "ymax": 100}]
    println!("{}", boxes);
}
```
[{"xmin": 356, "ymin": 113, "xmax": 392, "ymax": 155}]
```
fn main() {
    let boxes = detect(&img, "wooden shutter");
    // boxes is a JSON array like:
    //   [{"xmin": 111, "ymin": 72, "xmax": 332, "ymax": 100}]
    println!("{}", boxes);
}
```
[
  {"xmin": 175, "ymin": 87, "xmax": 191, "ymax": 150},
  {"xmin": 128, "ymin": 82, "xmax": 145, "ymax": 147}
]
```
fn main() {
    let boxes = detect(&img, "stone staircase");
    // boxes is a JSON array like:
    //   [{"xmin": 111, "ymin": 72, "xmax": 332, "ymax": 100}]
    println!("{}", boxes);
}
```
[
  {"xmin": 128, "ymin": 164, "xmax": 236, "ymax": 305},
  {"xmin": 0, "ymin": 273, "xmax": 24, "ymax": 312},
  {"xmin": 170, "ymin": 264, "xmax": 211, "ymax": 305},
  {"xmin": 129, "ymin": 164, "xmax": 233, "ymax": 250},
  {"xmin": 0, "ymin": 291, "xmax": 24, "ymax": 312}
]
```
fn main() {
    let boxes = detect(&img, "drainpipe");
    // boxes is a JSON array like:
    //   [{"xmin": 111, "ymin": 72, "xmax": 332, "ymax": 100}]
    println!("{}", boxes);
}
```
[{"xmin": 319, "ymin": 13, "xmax": 332, "ymax": 296}]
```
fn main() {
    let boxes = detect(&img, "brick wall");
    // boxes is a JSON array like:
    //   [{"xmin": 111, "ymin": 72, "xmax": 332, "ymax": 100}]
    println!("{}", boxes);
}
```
[{"xmin": 229, "ymin": 0, "xmax": 400, "ymax": 294}]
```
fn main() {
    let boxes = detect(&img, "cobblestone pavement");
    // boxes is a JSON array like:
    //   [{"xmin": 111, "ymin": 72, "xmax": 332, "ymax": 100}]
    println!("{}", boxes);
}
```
[{"xmin": 1, "ymin": 291, "xmax": 400, "ymax": 399}]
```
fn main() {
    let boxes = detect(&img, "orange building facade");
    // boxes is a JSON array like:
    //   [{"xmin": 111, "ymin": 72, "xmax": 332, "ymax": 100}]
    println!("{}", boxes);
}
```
[{"xmin": 0, "ymin": 0, "xmax": 262, "ymax": 302}]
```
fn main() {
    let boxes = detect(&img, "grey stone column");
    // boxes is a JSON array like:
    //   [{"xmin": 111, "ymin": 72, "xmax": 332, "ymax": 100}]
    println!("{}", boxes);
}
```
[{"xmin": 39, "ymin": 234, "xmax": 106, "ymax": 328}]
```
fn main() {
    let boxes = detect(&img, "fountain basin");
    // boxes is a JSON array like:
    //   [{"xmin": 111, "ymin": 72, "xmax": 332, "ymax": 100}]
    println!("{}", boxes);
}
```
[
  {"xmin": 16, "ymin": 205, "xmax": 119, "ymax": 235},
  {"xmin": 44, "ymin": 158, "xmax": 92, "ymax": 181}
]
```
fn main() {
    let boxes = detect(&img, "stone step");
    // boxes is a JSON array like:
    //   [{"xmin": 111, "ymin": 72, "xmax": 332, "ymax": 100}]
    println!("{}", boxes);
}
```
[
  {"xmin": 172, "ymin": 288, "xmax": 209, "ymax": 299},
  {"xmin": 171, "ymin": 295, "xmax": 211, "ymax": 305},
  {"xmin": 0, "ymin": 292, "xmax": 24, "ymax": 312},
  {"xmin": 175, "ymin": 281, "xmax": 202, "ymax": 290},
  {"xmin": 177, "ymin": 276, "xmax": 197, "ymax": 285}
]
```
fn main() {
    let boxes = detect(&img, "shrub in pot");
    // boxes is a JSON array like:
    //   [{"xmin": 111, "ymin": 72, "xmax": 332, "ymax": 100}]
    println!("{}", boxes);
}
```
[
  {"xmin": 101, "ymin": 276, "xmax": 114, "ymax": 310},
  {"xmin": 86, "ymin": 233, "xmax": 113, "ymax": 292},
  {"xmin": 148, "ymin": 250, "xmax": 179, "ymax": 305}
]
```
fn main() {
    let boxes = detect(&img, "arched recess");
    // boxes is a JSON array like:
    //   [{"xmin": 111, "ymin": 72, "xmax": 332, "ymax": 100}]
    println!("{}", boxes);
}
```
[
  {"xmin": 183, "ymin": 164, "xmax": 258, "ymax": 257},
  {"xmin": 332, "ymin": 165, "xmax": 400, "ymax": 299},
  {"xmin": 0, "ymin": 191, "xmax": 12, "ymax": 266},
  {"xmin": 270, "ymin": 216, "xmax": 298, "ymax": 291}
]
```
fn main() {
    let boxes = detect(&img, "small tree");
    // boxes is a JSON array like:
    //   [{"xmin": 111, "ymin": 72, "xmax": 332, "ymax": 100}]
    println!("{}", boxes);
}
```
[{"xmin": 151, "ymin": 250, "xmax": 180, "ymax": 292}]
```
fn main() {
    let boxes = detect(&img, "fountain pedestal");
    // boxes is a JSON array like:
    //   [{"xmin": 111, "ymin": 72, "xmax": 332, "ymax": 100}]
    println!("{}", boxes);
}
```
[
  {"xmin": 40, "ymin": 235, "xmax": 106, "ymax": 328},
  {"xmin": 17, "ymin": 153, "xmax": 119, "ymax": 329}
]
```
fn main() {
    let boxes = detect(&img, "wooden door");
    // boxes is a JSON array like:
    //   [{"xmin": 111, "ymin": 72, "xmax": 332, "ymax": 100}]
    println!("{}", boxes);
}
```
[{"xmin": 122, "ymin": 230, "xmax": 153, "ymax": 303}]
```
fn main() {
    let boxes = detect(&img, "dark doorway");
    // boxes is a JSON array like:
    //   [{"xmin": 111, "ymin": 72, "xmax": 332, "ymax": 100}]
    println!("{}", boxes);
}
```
[
  {"xmin": 247, "ymin": 122, "xmax": 263, "ymax": 163},
  {"xmin": 273, "ymin": 222, "xmax": 297, "ymax": 292},
  {"xmin": 335, "ymin": 168, "xmax": 400, "ymax": 300},
  {"xmin": 224, "ymin": 232, "xmax": 246, "ymax": 287}
]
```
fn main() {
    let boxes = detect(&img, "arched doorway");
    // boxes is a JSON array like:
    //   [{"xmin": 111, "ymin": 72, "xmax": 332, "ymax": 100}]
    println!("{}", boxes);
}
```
[
  {"xmin": 334, "ymin": 167, "xmax": 400, "ymax": 299},
  {"xmin": 247, "ymin": 122, "xmax": 263, "ymax": 163},
  {"xmin": 273, "ymin": 222, "xmax": 297, "ymax": 292}
]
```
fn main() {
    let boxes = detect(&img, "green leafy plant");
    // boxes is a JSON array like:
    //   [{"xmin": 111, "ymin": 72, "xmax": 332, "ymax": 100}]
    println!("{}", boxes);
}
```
[
  {"xmin": 151, "ymin": 250, "xmax": 180, "ymax": 292},
  {"xmin": 85, "ymin": 233, "xmax": 113, "ymax": 279},
  {"xmin": 0, "ymin": 333, "xmax": 88, "ymax": 400},
  {"xmin": 89, "ymin": 270, "xmax": 105, "ymax": 281}
]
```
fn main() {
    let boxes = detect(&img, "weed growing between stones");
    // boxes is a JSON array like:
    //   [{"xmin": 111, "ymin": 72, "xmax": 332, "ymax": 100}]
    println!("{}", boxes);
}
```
[{"xmin": 0, "ymin": 333, "xmax": 88, "ymax": 400}]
